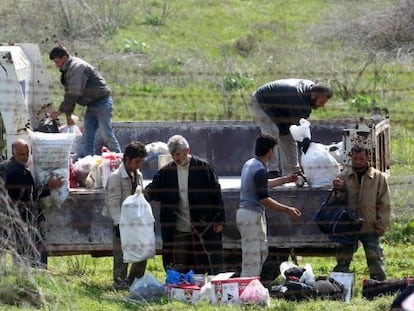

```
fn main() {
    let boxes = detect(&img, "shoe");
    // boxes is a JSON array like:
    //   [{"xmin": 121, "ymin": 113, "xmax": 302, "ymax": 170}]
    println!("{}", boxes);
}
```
[
  {"xmin": 114, "ymin": 279, "xmax": 129, "ymax": 291},
  {"xmin": 268, "ymin": 170, "xmax": 281, "ymax": 179}
]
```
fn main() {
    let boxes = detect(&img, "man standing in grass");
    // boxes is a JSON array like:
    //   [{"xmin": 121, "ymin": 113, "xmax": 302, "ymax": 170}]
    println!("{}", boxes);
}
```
[
  {"xmin": 332, "ymin": 143, "xmax": 391, "ymax": 280},
  {"xmin": 237, "ymin": 133, "xmax": 301, "ymax": 278},
  {"xmin": 145, "ymin": 135, "xmax": 225, "ymax": 275},
  {"xmin": 251, "ymin": 78, "xmax": 333, "ymax": 177},
  {"xmin": 105, "ymin": 141, "xmax": 148, "ymax": 290}
]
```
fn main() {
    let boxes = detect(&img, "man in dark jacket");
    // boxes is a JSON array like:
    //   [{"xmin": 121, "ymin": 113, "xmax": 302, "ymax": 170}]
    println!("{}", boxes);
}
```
[
  {"xmin": 49, "ymin": 45, "xmax": 121, "ymax": 156},
  {"xmin": 145, "ymin": 135, "xmax": 225, "ymax": 275},
  {"xmin": 5, "ymin": 139, "xmax": 63, "ymax": 266},
  {"xmin": 251, "ymin": 78, "xmax": 333, "ymax": 177}
]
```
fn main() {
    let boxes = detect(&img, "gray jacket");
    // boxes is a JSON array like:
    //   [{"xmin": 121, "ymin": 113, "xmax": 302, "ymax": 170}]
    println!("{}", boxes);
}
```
[{"xmin": 59, "ymin": 56, "xmax": 111, "ymax": 114}]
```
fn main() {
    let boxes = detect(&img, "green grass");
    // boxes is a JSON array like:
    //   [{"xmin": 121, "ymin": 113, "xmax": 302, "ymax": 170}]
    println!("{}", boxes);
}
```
[{"xmin": 1, "ymin": 244, "xmax": 413, "ymax": 310}]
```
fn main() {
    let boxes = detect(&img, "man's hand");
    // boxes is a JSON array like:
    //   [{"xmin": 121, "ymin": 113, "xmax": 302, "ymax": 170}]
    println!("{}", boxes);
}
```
[
  {"xmin": 269, "ymin": 173, "xmax": 298, "ymax": 188},
  {"xmin": 50, "ymin": 111, "xmax": 61, "ymax": 120},
  {"xmin": 213, "ymin": 224, "xmax": 223, "ymax": 233},
  {"xmin": 66, "ymin": 114, "xmax": 75, "ymax": 126},
  {"xmin": 286, "ymin": 206, "xmax": 302, "ymax": 218},
  {"xmin": 48, "ymin": 173, "xmax": 64, "ymax": 190},
  {"xmin": 333, "ymin": 177, "xmax": 345, "ymax": 190}
]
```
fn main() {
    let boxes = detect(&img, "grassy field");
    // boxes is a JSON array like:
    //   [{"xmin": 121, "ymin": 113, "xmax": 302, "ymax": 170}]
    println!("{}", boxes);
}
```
[
  {"xmin": 1, "ymin": 0, "xmax": 414, "ymax": 310},
  {"xmin": 1, "ymin": 243, "xmax": 413, "ymax": 311}
]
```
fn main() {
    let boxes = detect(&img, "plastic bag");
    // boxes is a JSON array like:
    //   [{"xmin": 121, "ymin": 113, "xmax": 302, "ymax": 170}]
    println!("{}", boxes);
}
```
[
  {"xmin": 300, "ymin": 142, "xmax": 340, "ymax": 188},
  {"xmin": 129, "ymin": 273, "xmax": 166, "ymax": 301},
  {"xmin": 120, "ymin": 186, "xmax": 155, "ymax": 262},
  {"xmin": 29, "ymin": 130, "xmax": 74, "ymax": 208},
  {"xmin": 60, "ymin": 124, "xmax": 82, "ymax": 157},
  {"xmin": 280, "ymin": 261, "xmax": 303, "ymax": 281},
  {"xmin": 299, "ymin": 263, "xmax": 315, "ymax": 283},
  {"xmin": 289, "ymin": 118, "xmax": 311, "ymax": 142},
  {"xmin": 166, "ymin": 269, "xmax": 194, "ymax": 285},
  {"xmin": 73, "ymin": 155, "xmax": 101, "ymax": 187},
  {"xmin": 239, "ymin": 279, "xmax": 270, "ymax": 306}
]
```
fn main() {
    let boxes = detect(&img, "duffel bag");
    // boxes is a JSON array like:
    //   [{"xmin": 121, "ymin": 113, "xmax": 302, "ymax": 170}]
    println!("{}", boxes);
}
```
[{"xmin": 362, "ymin": 277, "xmax": 414, "ymax": 300}]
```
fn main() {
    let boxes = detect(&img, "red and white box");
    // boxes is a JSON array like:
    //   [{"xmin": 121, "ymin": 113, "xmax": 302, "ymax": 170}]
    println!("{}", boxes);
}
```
[
  {"xmin": 211, "ymin": 277, "xmax": 260, "ymax": 304},
  {"xmin": 167, "ymin": 284, "xmax": 200, "ymax": 303}
]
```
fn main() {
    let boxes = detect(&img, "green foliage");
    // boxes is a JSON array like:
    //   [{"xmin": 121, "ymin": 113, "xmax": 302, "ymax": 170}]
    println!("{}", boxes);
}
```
[
  {"xmin": 140, "ymin": 0, "xmax": 175, "ymax": 26},
  {"xmin": 65, "ymin": 256, "xmax": 97, "ymax": 276},
  {"xmin": 350, "ymin": 95, "xmax": 377, "ymax": 112},
  {"xmin": 384, "ymin": 221, "xmax": 414, "ymax": 244},
  {"xmin": 122, "ymin": 39, "xmax": 150, "ymax": 54},
  {"xmin": 222, "ymin": 72, "xmax": 253, "ymax": 92}
]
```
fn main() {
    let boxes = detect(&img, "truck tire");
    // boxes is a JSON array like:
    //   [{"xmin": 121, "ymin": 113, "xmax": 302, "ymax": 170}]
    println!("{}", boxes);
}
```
[{"xmin": 260, "ymin": 248, "xmax": 289, "ymax": 282}]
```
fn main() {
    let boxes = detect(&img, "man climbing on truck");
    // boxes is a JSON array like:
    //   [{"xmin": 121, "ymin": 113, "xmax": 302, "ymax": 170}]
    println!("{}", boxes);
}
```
[{"xmin": 49, "ymin": 44, "xmax": 121, "ymax": 157}]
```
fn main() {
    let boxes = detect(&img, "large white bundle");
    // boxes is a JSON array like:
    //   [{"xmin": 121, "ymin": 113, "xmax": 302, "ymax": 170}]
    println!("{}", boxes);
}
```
[
  {"xmin": 301, "ymin": 142, "xmax": 340, "ymax": 188},
  {"xmin": 290, "ymin": 118, "xmax": 311, "ymax": 142},
  {"xmin": 28, "ymin": 130, "xmax": 75, "ymax": 207},
  {"xmin": 120, "ymin": 186, "xmax": 156, "ymax": 263}
]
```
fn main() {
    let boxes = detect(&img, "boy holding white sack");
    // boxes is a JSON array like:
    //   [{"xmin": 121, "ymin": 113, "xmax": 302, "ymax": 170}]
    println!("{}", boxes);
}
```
[
  {"xmin": 104, "ymin": 141, "xmax": 152, "ymax": 290},
  {"xmin": 290, "ymin": 119, "xmax": 340, "ymax": 187}
]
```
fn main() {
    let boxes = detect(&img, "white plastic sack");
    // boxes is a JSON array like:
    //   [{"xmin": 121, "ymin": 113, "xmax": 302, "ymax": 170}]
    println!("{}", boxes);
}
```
[
  {"xmin": 28, "ymin": 130, "xmax": 74, "ymax": 208},
  {"xmin": 299, "ymin": 263, "xmax": 315, "ymax": 283},
  {"xmin": 59, "ymin": 124, "xmax": 82, "ymax": 157},
  {"xmin": 325, "ymin": 141, "xmax": 344, "ymax": 164},
  {"xmin": 289, "ymin": 118, "xmax": 311, "ymax": 142},
  {"xmin": 300, "ymin": 142, "xmax": 340, "ymax": 188},
  {"xmin": 120, "ymin": 186, "xmax": 156, "ymax": 263}
]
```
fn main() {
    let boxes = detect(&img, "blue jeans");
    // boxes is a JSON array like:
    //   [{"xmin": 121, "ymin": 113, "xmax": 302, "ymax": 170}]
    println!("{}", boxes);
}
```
[{"xmin": 82, "ymin": 96, "xmax": 121, "ymax": 156}]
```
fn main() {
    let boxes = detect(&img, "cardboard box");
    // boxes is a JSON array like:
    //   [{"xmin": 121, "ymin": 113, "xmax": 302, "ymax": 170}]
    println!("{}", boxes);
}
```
[
  {"xmin": 167, "ymin": 284, "xmax": 200, "ymax": 303},
  {"xmin": 211, "ymin": 277, "xmax": 260, "ymax": 304}
]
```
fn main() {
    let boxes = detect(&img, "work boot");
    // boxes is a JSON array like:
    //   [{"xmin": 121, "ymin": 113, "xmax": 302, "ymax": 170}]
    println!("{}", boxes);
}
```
[{"xmin": 114, "ymin": 277, "xmax": 129, "ymax": 291}]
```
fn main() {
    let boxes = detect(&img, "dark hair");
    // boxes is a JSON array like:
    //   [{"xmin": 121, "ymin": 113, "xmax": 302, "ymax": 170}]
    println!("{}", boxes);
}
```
[
  {"xmin": 255, "ymin": 133, "xmax": 277, "ymax": 157},
  {"xmin": 49, "ymin": 45, "xmax": 70, "ymax": 60},
  {"xmin": 123, "ymin": 141, "xmax": 148, "ymax": 161},
  {"xmin": 311, "ymin": 83, "xmax": 333, "ymax": 98},
  {"xmin": 351, "ymin": 143, "xmax": 369, "ymax": 156}
]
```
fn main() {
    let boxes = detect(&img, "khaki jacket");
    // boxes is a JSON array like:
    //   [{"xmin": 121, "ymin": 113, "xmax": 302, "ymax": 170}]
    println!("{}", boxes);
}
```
[{"xmin": 334, "ymin": 166, "xmax": 391, "ymax": 233}]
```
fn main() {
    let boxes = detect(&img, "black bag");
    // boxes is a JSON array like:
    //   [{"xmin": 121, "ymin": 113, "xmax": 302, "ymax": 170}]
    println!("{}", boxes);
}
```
[
  {"xmin": 34, "ymin": 114, "xmax": 60, "ymax": 133},
  {"xmin": 271, "ymin": 278, "xmax": 344, "ymax": 301},
  {"xmin": 307, "ymin": 278, "xmax": 344, "ymax": 301},
  {"xmin": 362, "ymin": 277, "xmax": 414, "ymax": 300},
  {"xmin": 271, "ymin": 281, "xmax": 314, "ymax": 301},
  {"xmin": 313, "ymin": 190, "xmax": 364, "ymax": 244}
]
